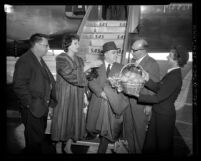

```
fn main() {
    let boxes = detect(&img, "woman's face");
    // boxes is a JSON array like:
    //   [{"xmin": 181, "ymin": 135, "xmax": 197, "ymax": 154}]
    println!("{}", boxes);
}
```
[
  {"xmin": 69, "ymin": 39, "xmax": 79, "ymax": 53},
  {"xmin": 167, "ymin": 49, "xmax": 176, "ymax": 65}
]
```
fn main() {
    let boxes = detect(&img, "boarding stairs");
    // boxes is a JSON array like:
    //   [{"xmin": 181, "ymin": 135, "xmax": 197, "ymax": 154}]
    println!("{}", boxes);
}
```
[
  {"xmin": 69, "ymin": 6, "xmax": 128, "ymax": 153},
  {"xmin": 77, "ymin": 20, "xmax": 127, "ymax": 64}
]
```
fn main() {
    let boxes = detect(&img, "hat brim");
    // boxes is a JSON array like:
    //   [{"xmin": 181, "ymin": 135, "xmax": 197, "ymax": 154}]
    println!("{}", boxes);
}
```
[{"xmin": 101, "ymin": 48, "xmax": 120, "ymax": 53}]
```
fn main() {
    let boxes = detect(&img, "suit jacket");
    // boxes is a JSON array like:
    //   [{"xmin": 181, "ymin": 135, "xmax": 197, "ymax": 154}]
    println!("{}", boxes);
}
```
[
  {"xmin": 86, "ymin": 62, "xmax": 129, "ymax": 139},
  {"xmin": 138, "ymin": 68, "xmax": 182, "ymax": 116},
  {"xmin": 138, "ymin": 55, "xmax": 160, "ymax": 94},
  {"xmin": 13, "ymin": 50, "xmax": 57, "ymax": 118}
]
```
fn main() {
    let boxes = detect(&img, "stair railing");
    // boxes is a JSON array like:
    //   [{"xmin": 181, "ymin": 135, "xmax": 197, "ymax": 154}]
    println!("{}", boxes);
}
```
[
  {"xmin": 121, "ymin": 6, "xmax": 131, "ymax": 65},
  {"xmin": 77, "ymin": 6, "xmax": 93, "ymax": 36}
]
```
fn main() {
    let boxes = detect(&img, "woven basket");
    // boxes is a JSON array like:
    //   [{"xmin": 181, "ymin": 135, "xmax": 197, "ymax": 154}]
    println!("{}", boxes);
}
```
[{"xmin": 119, "ymin": 63, "xmax": 145, "ymax": 96}]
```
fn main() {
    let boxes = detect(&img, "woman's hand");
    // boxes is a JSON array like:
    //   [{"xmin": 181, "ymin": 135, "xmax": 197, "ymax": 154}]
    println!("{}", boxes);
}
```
[
  {"xmin": 142, "ymin": 70, "xmax": 149, "ymax": 82},
  {"xmin": 84, "ymin": 63, "xmax": 91, "ymax": 72},
  {"xmin": 84, "ymin": 60, "xmax": 103, "ymax": 72}
]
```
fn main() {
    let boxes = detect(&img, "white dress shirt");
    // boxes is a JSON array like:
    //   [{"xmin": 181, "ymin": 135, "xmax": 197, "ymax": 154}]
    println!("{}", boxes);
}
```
[{"xmin": 105, "ymin": 61, "xmax": 112, "ymax": 70}]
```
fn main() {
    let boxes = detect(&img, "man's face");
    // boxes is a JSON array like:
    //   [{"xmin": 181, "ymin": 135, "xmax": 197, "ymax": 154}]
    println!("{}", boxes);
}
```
[
  {"xmin": 36, "ymin": 38, "xmax": 49, "ymax": 57},
  {"xmin": 131, "ymin": 43, "xmax": 145, "ymax": 60},
  {"xmin": 105, "ymin": 50, "xmax": 117, "ymax": 63},
  {"xmin": 130, "ymin": 40, "xmax": 148, "ymax": 60}
]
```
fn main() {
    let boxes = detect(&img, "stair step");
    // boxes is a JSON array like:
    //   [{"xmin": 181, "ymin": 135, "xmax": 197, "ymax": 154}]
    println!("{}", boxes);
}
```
[
  {"xmin": 71, "ymin": 140, "xmax": 115, "ymax": 149},
  {"xmin": 83, "ymin": 26, "xmax": 126, "ymax": 33},
  {"xmin": 7, "ymin": 56, "xmax": 19, "ymax": 61},
  {"xmin": 80, "ymin": 33, "xmax": 125, "ymax": 40},
  {"xmin": 79, "ymin": 39, "xmax": 124, "ymax": 47},
  {"xmin": 7, "ymin": 110, "xmax": 21, "ymax": 118},
  {"xmin": 91, "ymin": 39, "xmax": 124, "ymax": 47},
  {"xmin": 86, "ymin": 20, "xmax": 126, "ymax": 27},
  {"xmin": 79, "ymin": 46, "xmax": 123, "ymax": 55},
  {"xmin": 77, "ymin": 52, "xmax": 122, "ymax": 64}
]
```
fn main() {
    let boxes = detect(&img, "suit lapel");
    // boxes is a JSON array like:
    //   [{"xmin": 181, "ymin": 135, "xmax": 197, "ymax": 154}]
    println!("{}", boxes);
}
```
[
  {"xmin": 29, "ymin": 51, "xmax": 50, "ymax": 81},
  {"xmin": 97, "ymin": 62, "xmax": 107, "ymax": 81},
  {"xmin": 109, "ymin": 63, "xmax": 118, "ymax": 76},
  {"xmin": 139, "ymin": 55, "xmax": 149, "ymax": 69},
  {"xmin": 41, "ymin": 58, "xmax": 55, "ymax": 83}
]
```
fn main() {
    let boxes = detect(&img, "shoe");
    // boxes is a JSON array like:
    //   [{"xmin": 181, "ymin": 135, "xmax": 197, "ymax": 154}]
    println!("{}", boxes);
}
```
[{"xmin": 55, "ymin": 142, "xmax": 62, "ymax": 154}]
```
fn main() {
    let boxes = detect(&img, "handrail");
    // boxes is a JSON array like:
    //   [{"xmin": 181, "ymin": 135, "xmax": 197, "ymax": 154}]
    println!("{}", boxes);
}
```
[
  {"xmin": 121, "ymin": 6, "xmax": 131, "ymax": 65},
  {"xmin": 77, "ymin": 6, "xmax": 93, "ymax": 36},
  {"xmin": 121, "ymin": 6, "xmax": 140, "ymax": 65}
]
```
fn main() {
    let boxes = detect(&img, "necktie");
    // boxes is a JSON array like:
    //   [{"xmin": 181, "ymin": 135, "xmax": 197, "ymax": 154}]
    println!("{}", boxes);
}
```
[{"xmin": 106, "ymin": 64, "xmax": 111, "ymax": 78}]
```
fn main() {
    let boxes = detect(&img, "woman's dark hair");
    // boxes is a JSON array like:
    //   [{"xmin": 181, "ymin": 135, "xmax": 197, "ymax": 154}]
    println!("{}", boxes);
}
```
[
  {"xmin": 29, "ymin": 33, "xmax": 50, "ymax": 48},
  {"xmin": 171, "ymin": 45, "xmax": 189, "ymax": 67},
  {"xmin": 62, "ymin": 33, "xmax": 80, "ymax": 52}
]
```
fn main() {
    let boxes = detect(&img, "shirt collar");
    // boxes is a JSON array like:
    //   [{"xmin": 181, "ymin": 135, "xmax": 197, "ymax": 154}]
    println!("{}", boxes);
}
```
[
  {"xmin": 167, "ymin": 67, "xmax": 180, "ymax": 73},
  {"xmin": 105, "ymin": 61, "xmax": 112, "ymax": 69},
  {"xmin": 135, "ymin": 55, "xmax": 146, "ymax": 66}
]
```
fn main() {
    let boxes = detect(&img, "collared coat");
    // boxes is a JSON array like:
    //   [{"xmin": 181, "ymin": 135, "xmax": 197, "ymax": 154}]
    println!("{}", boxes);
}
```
[
  {"xmin": 86, "ymin": 62, "xmax": 129, "ymax": 142},
  {"xmin": 138, "ymin": 68, "xmax": 182, "ymax": 154},
  {"xmin": 51, "ymin": 53, "xmax": 88, "ymax": 141}
]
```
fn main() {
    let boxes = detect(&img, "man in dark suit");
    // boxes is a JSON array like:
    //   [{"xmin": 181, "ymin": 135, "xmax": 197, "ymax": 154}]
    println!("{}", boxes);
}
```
[
  {"xmin": 135, "ymin": 45, "xmax": 189, "ymax": 155},
  {"xmin": 123, "ymin": 38, "xmax": 160, "ymax": 153},
  {"xmin": 13, "ymin": 33, "xmax": 57, "ymax": 154},
  {"xmin": 86, "ymin": 41, "xmax": 129, "ymax": 153}
]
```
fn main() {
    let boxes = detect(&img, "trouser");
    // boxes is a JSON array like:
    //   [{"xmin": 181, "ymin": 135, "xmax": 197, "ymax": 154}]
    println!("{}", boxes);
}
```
[
  {"xmin": 20, "ymin": 108, "xmax": 55, "ymax": 154},
  {"xmin": 97, "ymin": 136, "xmax": 110, "ymax": 153}
]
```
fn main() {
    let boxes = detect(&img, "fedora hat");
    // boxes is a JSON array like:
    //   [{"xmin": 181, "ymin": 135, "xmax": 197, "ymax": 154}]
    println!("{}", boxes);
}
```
[{"xmin": 101, "ymin": 41, "xmax": 118, "ymax": 53}]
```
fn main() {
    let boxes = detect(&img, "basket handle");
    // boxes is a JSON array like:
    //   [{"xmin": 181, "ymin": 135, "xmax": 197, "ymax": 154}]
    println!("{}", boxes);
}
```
[{"xmin": 119, "ymin": 63, "xmax": 145, "ymax": 77}]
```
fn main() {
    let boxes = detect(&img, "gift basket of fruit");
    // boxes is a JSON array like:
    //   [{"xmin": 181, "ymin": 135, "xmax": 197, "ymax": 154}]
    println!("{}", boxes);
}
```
[{"xmin": 108, "ymin": 63, "xmax": 146, "ymax": 96}]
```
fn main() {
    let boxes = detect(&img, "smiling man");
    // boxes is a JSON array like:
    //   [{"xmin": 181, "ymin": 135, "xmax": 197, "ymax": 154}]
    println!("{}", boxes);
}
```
[{"xmin": 123, "ymin": 38, "xmax": 160, "ymax": 153}]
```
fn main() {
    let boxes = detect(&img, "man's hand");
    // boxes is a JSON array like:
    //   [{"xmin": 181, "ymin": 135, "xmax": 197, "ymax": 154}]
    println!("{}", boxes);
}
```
[
  {"xmin": 132, "ymin": 92, "xmax": 139, "ymax": 97},
  {"xmin": 142, "ymin": 70, "xmax": 149, "ymax": 82},
  {"xmin": 48, "ymin": 107, "xmax": 53, "ymax": 119},
  {"xmin": 100, "ymin": 91, "xmax": 108, "ymax": 100},
  {"xmin": 144, "ymin": 105, "xmax": 152, "ymax": 121}
]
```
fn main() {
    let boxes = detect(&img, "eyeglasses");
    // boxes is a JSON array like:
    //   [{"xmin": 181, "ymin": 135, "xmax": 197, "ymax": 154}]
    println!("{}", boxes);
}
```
[
  {"xmin": 38, "ymin": 43, "xmax": 49, "ymax": 48},
  {"xmin": 131, "ymin": 48, "xmax": 144, "ymax": 52}
]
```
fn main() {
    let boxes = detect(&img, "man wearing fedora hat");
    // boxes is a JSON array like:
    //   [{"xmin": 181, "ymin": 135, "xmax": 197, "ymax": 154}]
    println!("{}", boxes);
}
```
[{"xmin": 86, "ymin": 41, "xmax": 129, "ymax": 153}]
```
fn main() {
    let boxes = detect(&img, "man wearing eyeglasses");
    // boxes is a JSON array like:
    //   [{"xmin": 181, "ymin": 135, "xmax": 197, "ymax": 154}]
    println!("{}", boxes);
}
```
[
  {"xmin": 123, "ymin": 38, "xmax": 160, "ymax": 153},
  {"xmin": 13, "ymin": 33, "xmax": 57, "ymax": 154}
]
